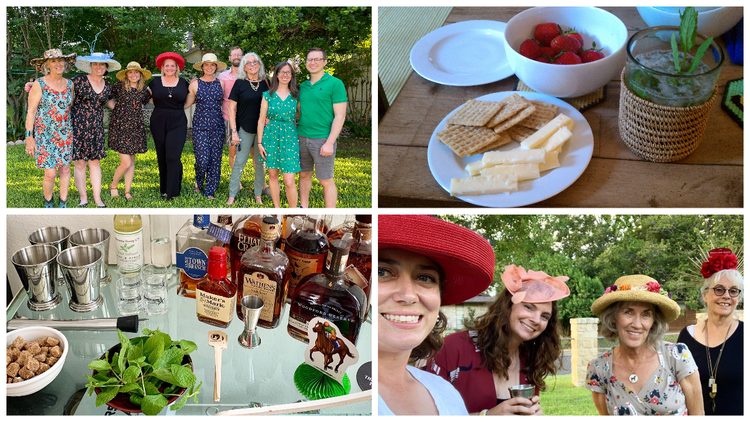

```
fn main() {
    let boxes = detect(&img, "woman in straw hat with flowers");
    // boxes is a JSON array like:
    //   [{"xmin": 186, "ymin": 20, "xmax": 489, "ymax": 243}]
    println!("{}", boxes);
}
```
[
  {"xmin": 426, "ymin": 265, "xmax": 570, "ymax": 415},
  {"xmin": 587, "ymin": 275, "xmax": 703, "ymax": 415},
  {"xmin": 186, "ymin": 53, "xmax": 226, "ymax": 200},
  {"xmin": 25, "ymin": 49, "xmax": 77, "ymax": 207},
  {"xmin": 107, "ymin": 62, "xmax": 152, "ymax": 201},
  {"xmin": 378, "ymin": 215, "xmax": 495, "ymax": 415},
  {"xmin": 677, "ymin": 248, "xmax": 743, "ymax": 415},
  {"xmin": 70, "ymin": 51, "xmax": 120, "ymax": 208}
]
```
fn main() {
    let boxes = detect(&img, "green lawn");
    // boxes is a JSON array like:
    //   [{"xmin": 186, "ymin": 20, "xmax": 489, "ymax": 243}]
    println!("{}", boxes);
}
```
[
  {"xmin": 540, "ymin": 373, "xmax": 599, "ymax": 416},
  {"xmin": 6, "ymin": 134, "xmax": 371, "ymax": 208}
]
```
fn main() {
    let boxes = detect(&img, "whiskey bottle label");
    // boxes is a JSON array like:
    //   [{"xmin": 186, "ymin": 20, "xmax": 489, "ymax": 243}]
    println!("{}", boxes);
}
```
[
  {"xmin": 196, "ymin": 290, "xmax": 235, "ymax": 323},
  {"xmin": 286, "ymin": 252, "xmax": 325, "ymax": 294},
  {"xmin": 343, "ymin": 265, "xmax": 369, "ymax": 290},
  {"xmin": 288, "ymin": 311, "xmax": 309, "ymax": 336},
  {"xmin": 176, "ymin": 247, "xmax": 209, "ymax": 280},
  {"xmin": 243, "ymin": 272, "xmax": 278, "ymax": 322},
  {"xmin": 234, "ymin": 232, "xmax": 261, "ymax": 253},
  {"xmin": 207, "ymin": 223, "xmax": 232, "ymax": 244}
]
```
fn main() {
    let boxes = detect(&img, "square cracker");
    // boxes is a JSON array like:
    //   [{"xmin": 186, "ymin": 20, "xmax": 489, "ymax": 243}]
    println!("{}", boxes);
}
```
[
  {"xmin": 506, "ymin": 125, "xmax": 537, "ymax": 142},
  {"xmin": 518, "ymin": 101, "xmax": 560, "ymax": 130},
  {"xmin": 446, "ymin": 100, "xmax": 504, "ymax": 127},
  {"xmin": 492, "ymin": 103, "xmax": 537, "ymax": 133},
  {"xmin": 437, "ymin": 124, "xmax": 502, "ymax": 157},
  {"xmin": 474, "ymin": 131, "xmax": 513, "ymax": 154},
  {"xmin": 486, "ymin": 93, "xmax": 534, "ymax": 128}
]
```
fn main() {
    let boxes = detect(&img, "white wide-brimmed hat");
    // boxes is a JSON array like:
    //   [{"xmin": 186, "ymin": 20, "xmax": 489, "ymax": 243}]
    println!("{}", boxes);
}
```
[
  {"xmin": 76, "ymin": 52, "xmax": 122, "ymax": 73},
  {"xmin": 193, "ymin": 53, "xmax": 227, "ymax": 72}
]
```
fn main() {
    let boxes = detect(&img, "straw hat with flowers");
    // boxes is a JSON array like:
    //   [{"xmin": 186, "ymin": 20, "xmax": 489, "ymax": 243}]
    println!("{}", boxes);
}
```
[{"xmin": 590, "ymin": 275, "xmax": 681, "ymax": 322}]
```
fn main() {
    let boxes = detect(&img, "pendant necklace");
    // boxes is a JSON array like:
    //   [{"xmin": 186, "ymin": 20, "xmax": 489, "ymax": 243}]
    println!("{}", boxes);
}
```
[
  {"xmin": 167, "ymin": 86, "xmax": 174, "ymax": 98},
  {"xmin": 248, "ymin": 78, "xmax": 260, "ymax": 92},
  {"xmin": 705, "ymin": 319, "xmax": 732, "ymax": 412},
  {"xmin": 619, "ymin": 348, "xmax": 640, "ymax": 383}
]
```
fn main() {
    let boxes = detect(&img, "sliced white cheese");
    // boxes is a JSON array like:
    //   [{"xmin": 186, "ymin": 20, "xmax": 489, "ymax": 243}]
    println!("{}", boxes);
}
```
[
  {"xmin": 538, "ymin": 150, "xmax": 561, "ymax": 172},
  {"xmin": 480, "ymin": 163, "xmax": 540, "ymax": 181},
  {"xmin": 465, "ymin": 160, "xmax": 488, "ymax": 176},
  {"xmin": 450, "ymin": 174, "xmax": 518, "ymax": 196},
  {"xmin": 482, "ymin": 148, "xmax": 545, "ymax": 166},
  {"xmin": 519, "ymin": 113, "xmax": 575, "ymax": 150},
  {"xmin": 538, "ymin": 126, "xmax": 573, "ymax": 152}
]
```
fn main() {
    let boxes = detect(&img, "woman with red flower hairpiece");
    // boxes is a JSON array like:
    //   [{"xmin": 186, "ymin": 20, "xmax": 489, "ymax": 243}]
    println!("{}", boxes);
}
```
[{"xmin": 677, "ymin": 248, "xmax": 743, "ymax": 415}]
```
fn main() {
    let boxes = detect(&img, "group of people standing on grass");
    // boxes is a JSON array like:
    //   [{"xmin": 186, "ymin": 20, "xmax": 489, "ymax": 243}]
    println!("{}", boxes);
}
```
[
  {"xmin": 378, "ymin": 215, "xmax": 744, "ymax": 416},
  {"xmin": 24, "ymin": 46, "xmax": 347, "ymax": 208}
]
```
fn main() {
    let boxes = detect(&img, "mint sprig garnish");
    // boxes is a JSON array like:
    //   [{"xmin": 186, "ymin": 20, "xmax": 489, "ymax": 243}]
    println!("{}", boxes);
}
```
[{"xmin": 670, "ymin": 7, "xmax": 713, "ymax": 74}]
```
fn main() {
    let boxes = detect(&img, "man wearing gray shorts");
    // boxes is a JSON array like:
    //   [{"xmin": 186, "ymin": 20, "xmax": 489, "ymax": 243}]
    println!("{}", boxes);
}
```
[{"xmin": 298, "ymin": 47, "xmax": 347, "ymax": 208}]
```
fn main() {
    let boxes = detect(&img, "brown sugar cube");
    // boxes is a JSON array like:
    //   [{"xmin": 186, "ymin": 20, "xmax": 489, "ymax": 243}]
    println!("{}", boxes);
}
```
[
  {"xmin": 7, "ymin": 362, "xmax": 20, "ymax": 378},
  {"xmin": 25, "ymin": 358, "xmax": 40, "ymax": 373},
  {"xmin": 34, "ymin": 353, "xmax": 47, "ymax": 362},
  {"xmin": 40, "ymin": 346, "xmax": 49, "ymax": 355},
  {"xmin": 46, "ymin": 356, "xmax": 59, "ymax": 366},
  {"xmin": 37, "ymin": 363, "xmax": 51, "ymax": 374},
  {"xmin": 16, "ymin": 350, "xmax": 32, "ymax": 367},
  {"xmin": 7, "ymin": 377, "xmax": 11, "ymax": 384},
  {"xmin": 49, "ymin": 346, "xmax": 62, "ymax": 358},
  {"xmin": 25, "ymin": 341, "xmax": 42, "ymax": 356},
  {"xmin": 45, "ymin": 337, "xmax": 60, "ymax": 347},
  {"xmin": 19, "ymin": 367, "xmax": 35, "ymax": 380},
  {"xmin": 11, "ymin": 336, "xmax": 27, "ymax": 350},
  {"xmin": 14, "ymin": 376, "xmax": 24, "ymax": 383},
  {"xmin": 8, "ymin": 348, "xmax": 20, "ymax": 363}
]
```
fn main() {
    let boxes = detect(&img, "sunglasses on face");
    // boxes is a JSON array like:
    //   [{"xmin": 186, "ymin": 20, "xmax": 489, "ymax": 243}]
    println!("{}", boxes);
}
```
[{"xmin": 711, "ymin": 286, "xmax": 742, "ymax": 298}]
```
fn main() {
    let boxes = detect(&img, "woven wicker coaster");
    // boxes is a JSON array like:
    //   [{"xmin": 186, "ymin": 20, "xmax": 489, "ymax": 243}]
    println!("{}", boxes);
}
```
[
  {"xmin": 514, "ymin": 80, "xmax": 606, "ymax": 112},
  {"xmin": 721, "ymin": 78, "xmax": 743, "ymax": 127}
]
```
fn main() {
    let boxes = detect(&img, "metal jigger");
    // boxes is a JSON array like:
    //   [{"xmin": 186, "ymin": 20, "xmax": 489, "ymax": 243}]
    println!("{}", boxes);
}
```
[{"xmin": 238, "ymin": 295, "xmax": 264, "ymax": 349}]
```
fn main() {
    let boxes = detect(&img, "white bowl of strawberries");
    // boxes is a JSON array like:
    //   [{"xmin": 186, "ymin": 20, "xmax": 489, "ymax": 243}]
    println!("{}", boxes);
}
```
[{"xmin": 504, "ymin": 7, "xmax": 628, "ymax": 98}]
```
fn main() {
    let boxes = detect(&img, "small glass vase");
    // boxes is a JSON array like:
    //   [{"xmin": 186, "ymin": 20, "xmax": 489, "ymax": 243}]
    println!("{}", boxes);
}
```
[{"xmin": 623, "ymin": 26, "xmax": 723, "ymax": 107}]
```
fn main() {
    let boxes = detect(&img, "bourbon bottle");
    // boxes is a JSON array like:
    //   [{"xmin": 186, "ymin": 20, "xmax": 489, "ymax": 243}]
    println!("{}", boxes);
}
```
[
  {"xmin": 345, "ymin": 215, "xmax": 372, "ymax": 318},
  {"xmin": 287, "ymin": 239, "xmax": 367, "ymax": 345},
  {"xmin": 196, "ymin": 247, "xmax": 237, "ymax": 328},
  {"xmin": 238, "ymin": 217, "xmax": 289, "ymax": 328},
  {"xmin": 176, "ymin": 215, "xmax": 222, "ymax": 298},
  {"xmin": 229, "ymin": 214, "xmax": 280, "ymax": 286},
  {"xmin": 283, "ymin": 216, "xmax": 329, "ymax": 301}
]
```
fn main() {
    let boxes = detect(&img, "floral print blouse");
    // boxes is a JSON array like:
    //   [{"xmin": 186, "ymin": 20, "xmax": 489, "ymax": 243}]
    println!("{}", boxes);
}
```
[{"xmin": 586, "ymin": 343, "xmax": 698, "ymax": 415}]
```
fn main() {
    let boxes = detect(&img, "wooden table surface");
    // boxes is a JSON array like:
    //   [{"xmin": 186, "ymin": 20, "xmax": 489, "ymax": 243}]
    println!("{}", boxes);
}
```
[{"xmin": 378, "ymin": 7, "xmax": 743, "ymax": 208}]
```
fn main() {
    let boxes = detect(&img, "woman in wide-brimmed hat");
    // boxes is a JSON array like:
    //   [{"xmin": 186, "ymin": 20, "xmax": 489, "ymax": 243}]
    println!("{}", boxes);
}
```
[
  {"xmin": 677, "ymin": 248, "xmax": 743, "ymax": 415},
  {"xmin": 148, "ymin": 52, "xmax": 195, "ymax": 199},
  {"xmin": 25, "ymin": 49, "xmax": 77, "ymax": 207},
  {"xmin": 186, "ymin": 53, "xmax": 226, "ymax": 199},
  {"xmin": 70, "ymin": 51, "xmax": 120, "ymax": 208},
  {"xmin": 587, "ymin": 275, "xmax": 703, "ymax": 415},
  {"xmin": 378, "ymin": 215, "xmax": 495, "ymax": 415},
  {"xmin": 107, "ymin": 62, "xmax": 152, "ymax": 201},
  {"xmin": 426, "ymin": 265, "xmax": 569, "ymax": 415}
]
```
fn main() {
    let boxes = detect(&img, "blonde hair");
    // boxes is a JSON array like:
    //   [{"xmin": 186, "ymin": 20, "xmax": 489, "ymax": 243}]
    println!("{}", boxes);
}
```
[
  {"xmin": 124, "ymin": 70, "xmax": 147, "ymax": 92},
  {"xmin": 160, "ymin": 58, "xmax": 181, "ymax": 77}
]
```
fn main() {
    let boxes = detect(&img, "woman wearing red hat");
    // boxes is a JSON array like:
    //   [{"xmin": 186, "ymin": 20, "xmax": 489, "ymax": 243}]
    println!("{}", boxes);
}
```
[
  {"xmin": 426, "ymin": 265, "xmax": 569, "ymax": 415},
  {"xmin": 148, "ymin": 52, "xmax": 194, "ymax": 199},
  {"xmin": 378, "ymin": 215, "xmax": 496, "ymax": 415}
]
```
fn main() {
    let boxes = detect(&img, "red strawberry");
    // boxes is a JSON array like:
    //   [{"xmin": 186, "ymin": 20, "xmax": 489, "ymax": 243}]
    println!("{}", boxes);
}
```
[
  {"xmin": 580, "ymin": 49, "xmax": 605, "ymax": 63},
  {"xmin": 534, "ymin": 23, "xmax": 561, "ymax": 47},
  {"xmin": 550, "ymin": 35, "xmax": 582, "ymax": 55},
  {"xmin": 564, "ymin": 28, "xmax": 584, "ymax": 47},
  {"xmin": 553, "ymin": 51, "xmax": 582, "ymax": 65},
  {"xmin": 540, "ymin": 46, "xmax": 556, "ymax": 60},
  {"xmin": 519, "ymin": 39, "xmax": 541, "ymax": 60},
  {"xmin": 535, "ymin": 56, "xmax": 552, "ymax": 63}
]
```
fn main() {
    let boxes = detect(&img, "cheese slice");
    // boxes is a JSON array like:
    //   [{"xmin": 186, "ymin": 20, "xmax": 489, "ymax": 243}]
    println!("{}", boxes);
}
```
[
  {"xmin": 519, "ymin": 113, "xmax": 575, "ymax": 150},
  {"xmin": 538, "ymin": 150, "xmax": 561, "ymax": 172},
  {"xmin": 465, "ymin": 160, "xmax": 488, "ymax": 176},
  {"xmin": 480, "ymin": 163, "xmax": 540, "ymax": 181},
  {"xmin": 482, "ymin": 148, "xmax": 545, "ymax": 166},
  {"xmin": 538, "ymin": 126, "xmax": 572, "ymax": 152},
  {"xmin": 450, "ymin": 174, "xmax": 518, "ymax": 196}
]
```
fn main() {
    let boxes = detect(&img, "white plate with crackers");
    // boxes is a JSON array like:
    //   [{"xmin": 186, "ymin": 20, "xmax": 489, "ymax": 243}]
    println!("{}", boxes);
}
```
[
  {"xmin": 410, "ymin": 20, "xmax": 513, "ymax": 86},
  {"xmin": 427, "ymin": 91, "xmax": 594, "ymax": 207}
]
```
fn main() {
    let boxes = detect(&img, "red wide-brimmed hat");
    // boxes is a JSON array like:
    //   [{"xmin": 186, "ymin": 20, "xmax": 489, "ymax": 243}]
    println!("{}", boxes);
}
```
[
  {"xmin": 155, "ymin": 52, "xmax": 185, "ymax": 70},
  {"xmin": 379, "ymin": 215, "xmax": 496, "ymax": 306}
]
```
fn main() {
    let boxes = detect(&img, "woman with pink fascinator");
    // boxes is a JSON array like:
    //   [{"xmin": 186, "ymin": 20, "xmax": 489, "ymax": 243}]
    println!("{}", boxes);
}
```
[{"xmin": 426, "ymin": 264, "xmax": 570, "ymax": 415}]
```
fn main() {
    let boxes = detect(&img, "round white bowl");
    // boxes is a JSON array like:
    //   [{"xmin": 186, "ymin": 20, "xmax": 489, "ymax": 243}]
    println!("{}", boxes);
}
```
[
  {"xmin": 6, "ymin": 326, "xmax": 69, "ymax": 397},
  {"xmin": 636, "ymin": 7, "xmax": 742, "ymax": 39},
  {"xmin": 504, "ymin": 7, "xmax": 628, "ymax": 98}
]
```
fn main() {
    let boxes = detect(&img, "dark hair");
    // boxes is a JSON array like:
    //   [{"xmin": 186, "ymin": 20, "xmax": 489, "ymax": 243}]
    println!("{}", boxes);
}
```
[
  {"xmin": 408, "ymin": 263, "xmax": 447, "ymax": 363},
  {"xmin": 306, "ymin": 47, "xmax": 327, "ymax": 61},
  {"xmin": 467, "ymin": 289, "xmax": 562, "ymax": 391},
  {"xmin": 229, "ymin": 46, "xmax": 242, "ymax": 55},
  {"xmin": 269, "ymin": 61, "xmax": 299, "ymax": 99}
]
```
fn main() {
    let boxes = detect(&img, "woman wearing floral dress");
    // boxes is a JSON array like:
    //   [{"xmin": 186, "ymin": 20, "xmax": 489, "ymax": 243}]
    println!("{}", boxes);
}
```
[
  {"xmin": 25, "ymin": 49, "xmax": 77, "ymax": 208},
  {"xmin": 70, "ymin": 52, "xmax": 120, "ymax": 207},
  {"xmin": 257, "ymin": 61, "xmax": 301, "ymax": 208},
  {"xmin": 108, "ymin": 62, "xmax": 152, "ymax": 200},
  {"xmin": 186, "ymin": 53, "xmax": 226, "ymax": 199}
]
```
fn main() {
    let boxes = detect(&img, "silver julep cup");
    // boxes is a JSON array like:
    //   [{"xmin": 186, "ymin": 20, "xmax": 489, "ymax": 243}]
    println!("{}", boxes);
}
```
[
  {"xmin": 28, "ymin": 226, "xmax": 71, "ymax": 286},
  {"xmin": 70, "ymin": 228, "xmax": 111, "ymax": 286},
  {"xmin": 238, "ymin": 295, "xmax": 264, "ymax": 349},
  {"xmin": 57, "ymin": 245, "xmax": 104, "ymax": 313},
  {"xmin": 508, "ymin": 384, "xmax": 535, "ymax": 407},
  {"xmin": 11, "ymin": 244, "xmax": 62, "ymax": 311}
]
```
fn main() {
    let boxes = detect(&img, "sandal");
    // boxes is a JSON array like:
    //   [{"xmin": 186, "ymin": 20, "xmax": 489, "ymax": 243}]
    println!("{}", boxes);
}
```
[
  {"xmin": 78, "ymin": 201, "xmax": 89, "ymax": 207},
  {"xmin": 254, "ymin": 196, "xmax": 263, "ymax": 204},
  {"xmin": 124, "ymin": 191, "xmax": 133, "ymax": 201},
  {"xmin": 226, "ymin": 197, "xmax": 235, "ymax": 206},
  {"xmin": 110, "ymin": 186, "xmax": 119, "ymax": 198}
]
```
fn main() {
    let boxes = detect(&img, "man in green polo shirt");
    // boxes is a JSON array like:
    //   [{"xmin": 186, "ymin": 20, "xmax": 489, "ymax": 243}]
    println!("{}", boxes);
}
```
[{"xmin": 298, "ymin": 47, "xmax": 348, "ymax": 208}]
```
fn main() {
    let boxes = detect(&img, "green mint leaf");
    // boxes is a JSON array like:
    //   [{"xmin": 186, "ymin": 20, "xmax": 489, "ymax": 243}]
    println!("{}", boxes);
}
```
[
  {"xmin": 119, "ymin": 383, "xmax": 142, "ymax": 394},
  {"xmin": 169, "ymin": 393, "xmax": 190, "ymax": 412},
  {"xmin": 178, "ymin": 339, "xmax": 198, "ymax": 355},
  {"xmin": 142, "ymin": 394, "xmax": 169, "ymax": 416},
  {"xmin": 142, "ymin": 328, "xmax": 156, "ymax": 336},
  {"xmin": 144, "ymin": 333, "xmax": 164, "ymax": 355},
  {"xmin": 88, "ymin": 358, "xmax": 111, "ymax": 372},
  {"xmin": 117, "ymin": 329, "xmax": 131, "ymax": 372},
  {"xmin": 153, "ymin": 347, "xmax": 184, "ymax": 370},
  {"xmin": 151, "ymin": 368, "xmax": 179, "ymax": 386},
  {"xmin": 170, "ymin": 364, "xmax": 197, "ymax": 388},
  {"xmin": 127, "ymin": 344, "xmax": 143, "ymax": 362},
  {"xmin": 155, "ymin": 331, "xmax": 173, "ymax": 349},
  {"xmin": 122, "ymin": 365, "xmax": 141, "ymax": 384},
  {"xmin": 110, "ymin": 352, "xmax": 121, "ymax": 375},
  {"xmin": 687, "ymin": 38, "xmax": 713, "ymax": 73},
  {"xmin": 130, "ymin": 356, "xmax": 147, "ymax": 367},
  {"xmin": 671, "ymin": 33, "xmax": 681, "ymax": 72},
  {"xmin": 679, "ymin": 7, "xmax": 697, "ymax": 53},
  {"xmin": 95, "ymin": 386, "xmax": 120, "ymax": 407},
  {"xmin": 129, "ymin": 394, "xmax": 144, "ymax": 406},
  {"xmin": 143, "ymin": 379, "xmax": 162, "ymax": 395}
]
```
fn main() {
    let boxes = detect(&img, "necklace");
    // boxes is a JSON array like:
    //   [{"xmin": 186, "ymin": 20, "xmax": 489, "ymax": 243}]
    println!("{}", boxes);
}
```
[
  {"xmin": 618, "ymin": 347, "xmax": 640, "ymax": 383},
  {"xmin": 166, "ymin": 86, "xmax": 174, "ymax": 98},
  {"xmin": 247, "ymin": 78, "xmax": 260, "ymax": 91},
  {"xmin": 704, "ymin": 319, "xmax": 733, "ymax": 412}
]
